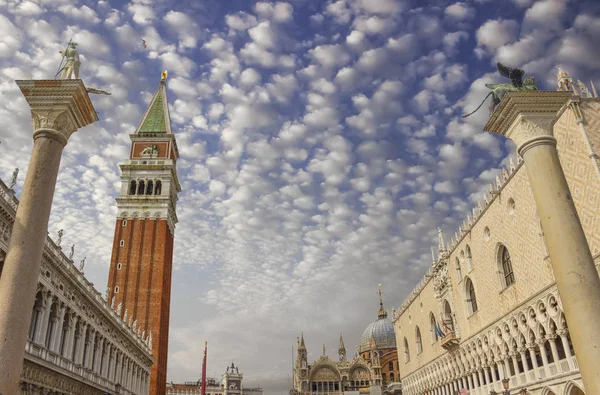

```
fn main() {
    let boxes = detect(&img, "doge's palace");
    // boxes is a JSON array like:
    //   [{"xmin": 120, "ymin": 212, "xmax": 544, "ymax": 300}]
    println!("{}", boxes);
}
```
[{"xmin": 393, "ymin": 70, "xmax": 599, "ymax": 395}]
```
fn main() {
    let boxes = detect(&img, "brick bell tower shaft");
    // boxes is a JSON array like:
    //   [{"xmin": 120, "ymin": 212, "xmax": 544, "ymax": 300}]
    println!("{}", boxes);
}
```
[{"xmin": 107, "ymin": 72, "xmax": 180, "ymax": 395}]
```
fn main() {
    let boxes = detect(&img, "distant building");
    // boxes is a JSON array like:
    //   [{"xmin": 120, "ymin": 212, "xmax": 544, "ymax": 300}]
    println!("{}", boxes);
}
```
[
  {"xmin": 293, "ymin": 292, "xmax": 401, "ymax": 395},
  {"xmin": 392, "ymin": 71, "xmax": 599, "ymax": 395},
  {"xmin": 166, "ymin": 362, "xmax": 263, "ymax": 395}
]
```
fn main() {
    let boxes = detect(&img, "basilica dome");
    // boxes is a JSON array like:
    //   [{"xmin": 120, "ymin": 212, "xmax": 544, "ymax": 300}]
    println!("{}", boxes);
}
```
[{"xmin": 359, "ymin": 299, "xmax": 396, "ymax": 353}]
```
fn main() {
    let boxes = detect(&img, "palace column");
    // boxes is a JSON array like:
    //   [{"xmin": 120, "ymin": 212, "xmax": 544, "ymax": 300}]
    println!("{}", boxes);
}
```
[
  {"xmin": 484, "ymin": 91, "xmax": 600, "ymax": 393},
  {"xmin": 0, "ymin": 79, "xmax": 97, "ymax": 394}
]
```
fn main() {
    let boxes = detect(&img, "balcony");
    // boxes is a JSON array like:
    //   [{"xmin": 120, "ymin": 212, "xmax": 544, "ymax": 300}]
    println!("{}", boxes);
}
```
[{"xmin": 440, "ymin": 332, "xmax": 459, "ymax": 349}]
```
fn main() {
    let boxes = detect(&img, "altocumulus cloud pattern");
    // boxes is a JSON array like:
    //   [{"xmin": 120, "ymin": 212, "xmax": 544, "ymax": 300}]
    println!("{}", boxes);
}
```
[{"xmin": 0, "ymin": 0, "xmax": 598, "ymax": 393}]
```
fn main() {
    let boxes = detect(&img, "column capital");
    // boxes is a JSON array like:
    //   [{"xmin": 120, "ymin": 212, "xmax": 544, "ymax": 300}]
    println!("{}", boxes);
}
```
[
  {"xmin": 16, "ymin": 80, "xmax": 98, "ymax": 146},
  {"xmin": 484, "ymin": 91, "xmax": 572, "ymax": 155}
]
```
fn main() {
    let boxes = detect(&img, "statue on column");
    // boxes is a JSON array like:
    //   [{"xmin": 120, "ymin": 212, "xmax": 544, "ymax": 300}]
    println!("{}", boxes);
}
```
[
  {"xmin": 8, "ymin": 168, "xmax": 18, "ymax": 189},
  {"xmin": 57, "ymin": 229, "xmax": 63, "ymax": 247},
  {"xmin": 57, "ymin": 41, "xmax": 81, "ymax": 80},
  {"xmin": 462, "ymin": 62, "xmax": 538, "ymax": 118}
]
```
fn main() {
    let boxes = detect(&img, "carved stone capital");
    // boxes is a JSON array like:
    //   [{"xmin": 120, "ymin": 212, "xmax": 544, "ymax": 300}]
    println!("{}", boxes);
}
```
[
  {"xmin": 30, "ymin": 109, "xmax": 77, "ymax": 145},
  {"xmin": 506, "ymin": 115, "xmax": 557, "ymax": 155},
  {"xmin": 484, "ymin": 91, "xmax": 572, "ymax": 153},
  {"xmin": 16, "ymin": 79, "xmax": 98, "ymax": 145}
]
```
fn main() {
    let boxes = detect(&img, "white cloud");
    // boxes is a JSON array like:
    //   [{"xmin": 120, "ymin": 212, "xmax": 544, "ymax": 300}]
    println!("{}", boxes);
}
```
[
  {"xmin": 0, "ymin": 15, "xmax": 22, "ymax": 57},
  {"xmin": 128, "ymin": 2, "xmax": 155, "ymax": 25},
  {"xmin": 444, "ymin": 3, "xmax": 475, "ymax": 21},
  {"xmin": 475, "ymin": 19, "xmax": 519, "ymax": 55},
  {"xmin": 159, "ymin": 52, "xmax": 195, "ymax": 78},
  {"xmin": 255, "ymin": 2, "xmax": 294, "ymax": 23},
  {"xmin": 58, "ymin": 4, "xmax": 101, "ymax": 24},
  {"xmin": 309, "ymin": 44, "xmax": 351, "ymax": 68}
]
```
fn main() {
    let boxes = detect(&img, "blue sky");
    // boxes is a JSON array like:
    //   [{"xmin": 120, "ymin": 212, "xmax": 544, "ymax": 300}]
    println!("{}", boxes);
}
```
[{"xmin": 0, "ymin": 0, "xmax": 599, "ymax": 393}]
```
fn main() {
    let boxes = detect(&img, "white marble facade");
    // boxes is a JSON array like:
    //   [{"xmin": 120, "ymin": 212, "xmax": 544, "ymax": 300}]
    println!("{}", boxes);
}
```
[{"xmin": 0, "ymin": 177, "xmax": 154, "ymax": 395}]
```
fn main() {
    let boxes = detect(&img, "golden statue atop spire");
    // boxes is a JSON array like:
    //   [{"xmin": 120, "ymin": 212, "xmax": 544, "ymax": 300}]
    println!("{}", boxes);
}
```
[{"xmin": 161, "ymin": 70, "xmax": 168, "ymax": 81}]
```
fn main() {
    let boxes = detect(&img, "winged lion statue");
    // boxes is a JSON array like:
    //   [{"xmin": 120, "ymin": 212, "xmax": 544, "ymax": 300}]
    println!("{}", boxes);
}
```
[{"xmin": 462, "ymin": 62, "xmax": 538, "ymax": 118}]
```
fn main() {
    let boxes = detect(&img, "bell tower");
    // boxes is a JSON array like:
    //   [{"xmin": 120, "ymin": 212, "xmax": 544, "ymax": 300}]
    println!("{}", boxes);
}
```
[{"xmin": 107, "ymin": 72, "xmax": 180, "ymax": 395}]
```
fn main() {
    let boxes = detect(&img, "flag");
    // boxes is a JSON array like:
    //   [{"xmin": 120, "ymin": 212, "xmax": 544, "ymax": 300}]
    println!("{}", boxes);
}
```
[
  {"xmin": 442, "ymin": 319, "xmax": 453, "ymax": 334},
  {"xmin": 201, "ymin": 341, "xmax": 207, "ymax": 395},
  {"xmin": 435, "ymin": 322, "xmax": 445, "ymax": 339}
]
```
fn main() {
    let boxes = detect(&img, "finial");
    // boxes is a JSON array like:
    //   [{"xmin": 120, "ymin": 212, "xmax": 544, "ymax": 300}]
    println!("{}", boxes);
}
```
[
  {"xmin": 590, "ymin": 80, "xmax": 598, "ymax": 98},
  {"xmin": 437, "ymin": 227, "xmax": 445, "ymax": 253},
  {"xmin": 431, "ymin": 246, "xmax": 436, "ymax": 265},
  {"xmin": 377, "ymin": 284, "xmax": 388, "ymax": 319},
  {"xmin": 322, "ymin": 344, "xmax": 326, "ymax": 356},
  {"xmin": 161, "ymin": 70, "xmax": 168, "ymax": 81}
]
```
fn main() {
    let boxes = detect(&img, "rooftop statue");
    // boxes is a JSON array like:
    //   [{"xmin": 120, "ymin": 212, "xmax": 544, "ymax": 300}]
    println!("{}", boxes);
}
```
[
  {"xmin": 55, "ymin": 39, "xmax": 112, "ymax": 96},
  {"xmin": 462, "ymin": 62, "xmax": 538, "ymax": 119},
  {"xmin": 56, "ymin": 41, "xmax": 80, "ymax": 80}
]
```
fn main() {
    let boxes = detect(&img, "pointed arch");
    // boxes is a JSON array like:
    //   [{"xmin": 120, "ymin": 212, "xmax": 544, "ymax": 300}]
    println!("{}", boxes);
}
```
[
  {"xmin": 564, "ymin": 381, "xmax": 585, "ymax": 395},
  {"xmin": 403, "ymin": 337, "xmax": 410, "ymax": 363},
  {"xmin": 415, "ymin": 326, "xmax": 423, "ymax": 354},
  {"xmin": 429, "ymin": 312, "xmax": 438, "ymax": 343},
  {"xmin": 129, "ymin": 180, "xmax": 137, "ymax": 195},
  {"xmin": 455, "ymin": 257, "xmax": 462, "ymax": 282},
  {"xmin": 497, "ymin": 244, "xmax": 515, "ymax": 288},
  {"xmin": 465, "ymin": 277, "xmax": 478, "ymax": 314},
  {"xmin": 465, "ymin": 244, "xmax": 473, "ymax": 271},
  {"xmin": 155, "ymin": 180, "xmax": 162, "ymax": 195}
]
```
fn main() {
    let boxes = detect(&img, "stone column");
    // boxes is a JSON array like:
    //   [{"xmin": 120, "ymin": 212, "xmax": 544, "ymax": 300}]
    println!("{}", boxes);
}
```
[
  {"xmin": 51, "ymin": 304, "xmax": 66, "ymax": 353},
  {"xmin": 547, "ymin": 334, "xmax": 561, "ymax": 366},
  {"xmin": 527, "ymin": 345, "xmax": 539, "ymax": 375},
  {"xmin": 0, "ymin": 79, "xmax": 98, "ymax": 394},
  {"xmin": 520, "ymin": 349, "xmax": 529, "ymax": 373},
  {"xmin": 484, "ymin": 90, "xmax": 600, "ymax": 392},
  {"xmin": 491, "ymin": 362, "xmax": 498, "ymax": 382},
  {"xmin": 537, "ymin": 339, "xmax": 550, "ymax": 370},
  {"xmin": 34, "ymin": 292, "xmax": 51, "ymax": 344},
  {"xmin": 557, "ymin": 330, "xmax": 575, "ymax": 369}
]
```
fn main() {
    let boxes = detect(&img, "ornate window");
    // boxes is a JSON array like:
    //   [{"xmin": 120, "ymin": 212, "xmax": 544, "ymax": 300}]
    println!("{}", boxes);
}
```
[
  {"xmin": 403, "ymin": 337, "xmax": 410, "ymax": 363},
  {"xmin": 465, "ymin": 277, "xmax": 478, "ymax": 314},
  {"xmin": 455, "ymin": 257, "xmax": 462, "ymax": 282},
  {"xmin": 499, "ymin": 245, "xmax": 515, "ymax": 287},
  {"xmin": 155, "ymin": 181, "xmax": 162, "ymax": 195},
  {"xmin": 443, "ymin": 300, "xmax": 454, "ymax": 332},
  {"xmin": 430, "ymin": 313, "xmax": 438, "ymax": 343},
  {"xmin": 388, "ymin": 361, "xmax": 393, "ymax": 371},
  {"xmin": 129, "ymin": 180, "xmax": 137, "ymax": 195},
  {"xmin": 416, "ymin": 326, "xmax": 423, "ymax": 354}
]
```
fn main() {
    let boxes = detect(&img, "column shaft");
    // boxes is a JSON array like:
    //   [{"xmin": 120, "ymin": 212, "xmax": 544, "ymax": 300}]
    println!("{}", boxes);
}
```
[
  {"xmin": 0, "ymin": 132, "xmax": 65, "ymax": 394},
  {"xmin": 522, "ymin": 141, "xmax": 600, "ymax": 389}
]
